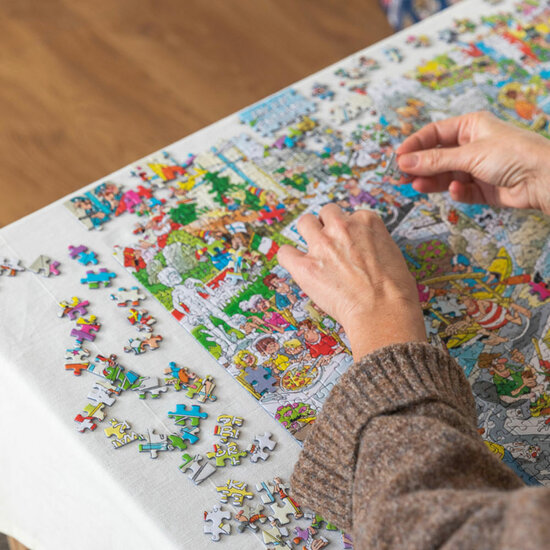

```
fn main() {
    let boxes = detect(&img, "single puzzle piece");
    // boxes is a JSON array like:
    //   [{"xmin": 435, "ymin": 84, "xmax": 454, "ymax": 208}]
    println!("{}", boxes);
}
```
[
  {"xmin": 82, "ymin": 402, "xmax": 106, "ymax": 421},
  {"xmin": 235, "ymin": 502, "xmax": 267, "ymax": 533},
  {"xmin": 256, "ymin": 480, "xmax": 277, "ymax": 504},
  {"xmin": 186, "ymin": 374, "xmax": 217, "ymax": 403},
  {"xmin": 64, "ymin": 346, "xmax": 92, "ymax": 375},
  {"xmin": 244, "ymin": 366, "xmax": 277, "ymax": 395},
  {"xmin": 269, "ymin": 498, "xmax": 302, "ymax": 526},
  {"xmin": 214, "ymin": 414, "xmax": 243, "ymax": 443},
  {"xmin": 58, "ymin": 297, "xmax": 90, "ymax": 320},
  {"xmin": 70, "ymin": 321, "xmax": 100, "ymax": 344},
  {"xmin": 248, "ymin": 432, "xmax": 277, "ymax": 463},
  {"xmin": 164, "ymin": 361, "xmax": 200, "ymax": 391},
  {"xmin": 304, "ymin": 512, "xmax": 338, "ymax": 531},
  {"xmin": 216, "ymin": 479, "xmax": 254, "ymax": 506},
  {"xmin": 138, "ymin": 429, "xmax": 174, "ymax": 458},
  {"xmin": 180, "ymin": 453, "xmax": 217, "ymax": 484},
  {"xmin": 101, "ymin": 362, "xmax": 142, "ymax": 392},
  {"xmin": 74, "ymin": 414, "xmax": 97, "ymax": 432},
  {"xmin": 207, "ymin": 442, "xmax": 247, "ymax": 467},
  {"xmin": 104, "ymin": 418, "xmax": 143, "ymax": 448},
  {"xmin": 110, "ymin": 286, "xmax": 146, "ymax": 307},
  {"xmin": 261, "ymin": 519, "xmax": 291, "ymax": 549},
  {"xmin": 293, "ymin": 525, "xmax": 329, "ymax": 550},
  {"xmin": 28, "ymin": 255, "xmax": 57, "ymax": 277},
  {"xmin": 133, "ymin": 376, "xmax": 168, "ymax": 399},
  {"xmin": 123, "ymin": 334, "xmax": 163, "ymax": 354},
  {"xmin": 0, "ymin": 257, "xmax": 25, "ymax": 276},
  {"xmin": 87, "ymin": 380, "xmax": 117, "ymax": 406},
  {"xmin": 68, "ymin": 245, "xmax": 99, "ymax": 265},
  {"xmin": 80, "ymin": 268, "xmax": 116, "ymax": 289},
  {"xmin": 204, "ymin": 505, "xmax": 231, "ymax": 542},
  {"xmin": 179, "ymin": 426, "xmax": 200, "ymax": 445},
  {"xmin": 68, "ymin": 245, "xmax": 87, "ymax": 259},
  {"xmin": 168, "ymin": 404, "xmax": 208, "ymax": 426},
  {"xmin": 127, "ymin": 308, "xmax": 156, "ymax": 332}
]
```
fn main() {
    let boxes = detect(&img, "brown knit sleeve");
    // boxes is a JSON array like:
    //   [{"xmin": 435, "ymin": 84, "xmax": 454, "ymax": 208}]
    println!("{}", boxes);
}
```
[{"xmin": 290, "ymin": 342, "xmax": 550, "ymax": 548}]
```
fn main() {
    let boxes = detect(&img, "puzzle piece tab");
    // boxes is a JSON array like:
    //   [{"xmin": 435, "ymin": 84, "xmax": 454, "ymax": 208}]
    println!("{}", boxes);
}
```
[
  {"xmin": 110, "ymin": 286, "xmax": 146, "ymax": 307},
  {"xmin": 80, "ymin": 268, "xmax": 116, "ymax": 289}
]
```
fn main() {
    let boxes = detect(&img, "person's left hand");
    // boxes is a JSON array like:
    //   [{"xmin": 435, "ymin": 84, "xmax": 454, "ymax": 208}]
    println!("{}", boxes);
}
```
[{"xmin": 277, "ymin": 204, "xmax": 427, "ymax": 360}]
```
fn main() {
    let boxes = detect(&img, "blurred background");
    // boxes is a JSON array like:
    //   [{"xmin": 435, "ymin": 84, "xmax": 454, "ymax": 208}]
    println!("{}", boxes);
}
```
[{"xmin": 0, "ymin": 0, "xmax": 394, "ymax": 228}]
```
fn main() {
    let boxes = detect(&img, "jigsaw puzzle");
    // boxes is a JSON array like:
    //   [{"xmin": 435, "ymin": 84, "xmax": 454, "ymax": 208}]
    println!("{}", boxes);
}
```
[{"xmin": 58, "ymin": 0, "xmax": 550, "ymax": 486}]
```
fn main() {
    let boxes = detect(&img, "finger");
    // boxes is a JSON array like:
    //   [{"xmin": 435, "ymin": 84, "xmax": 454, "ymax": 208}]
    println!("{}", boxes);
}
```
[
  {"xmin": 396, "ymin": 114, "xmax": 474, "ymax": 154},
  {"xmin": 296, "ymin": 213, "xmax": 322, "ymax": 243},
  {"xmin": 318, "ymin": 202, "xmax": 345, "ymax": 226},
  {"xmin": 448, "ymin": 180, "xmax": 489, "ymax": 205},
  {"xmin": 277, "ymin": 244, "xmax": 307, "ymax": 274},
  {"xmin": 410, "ymin": 176, "xmax": 450, "ymax": 194},
  {"xmin": 398, "ymin": 142, "xmax": 479, "ymax": 177}
]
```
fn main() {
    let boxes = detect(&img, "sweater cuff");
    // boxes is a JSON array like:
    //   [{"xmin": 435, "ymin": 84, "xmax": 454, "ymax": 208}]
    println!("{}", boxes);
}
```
[{"xmin": 290, "ymin": 342, "xmax": 476, "ymax": 531}]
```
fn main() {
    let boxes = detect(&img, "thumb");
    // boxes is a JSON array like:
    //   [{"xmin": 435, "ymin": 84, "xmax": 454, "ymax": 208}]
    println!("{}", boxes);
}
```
[
  {"xmin": 277, "ymin": 244, "xmax": 306, "ymax": 276},
  {"xmin": 398, "ymin": 143, "xmax": 479, "ymax": 176}
]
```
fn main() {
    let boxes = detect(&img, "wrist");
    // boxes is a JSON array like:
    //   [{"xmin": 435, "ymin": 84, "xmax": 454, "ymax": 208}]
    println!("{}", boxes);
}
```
[{"xmin": 343, "ymin": 298, "xmax": 427, "ymax": 361}]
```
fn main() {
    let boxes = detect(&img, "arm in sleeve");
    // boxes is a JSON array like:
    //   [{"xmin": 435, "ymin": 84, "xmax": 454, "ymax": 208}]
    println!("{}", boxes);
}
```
[{"xmin": 290, "ymin": 342, "xmax": 550, "ymax": 549}]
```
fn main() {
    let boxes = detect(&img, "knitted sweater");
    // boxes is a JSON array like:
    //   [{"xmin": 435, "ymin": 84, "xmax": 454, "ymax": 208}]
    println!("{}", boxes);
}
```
[{"xmin": 291, "ymin": 342, "xmax": 550, "ymax": 549}]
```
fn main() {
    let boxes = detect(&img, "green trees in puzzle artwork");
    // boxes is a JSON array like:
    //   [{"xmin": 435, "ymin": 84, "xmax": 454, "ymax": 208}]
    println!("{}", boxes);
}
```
[
  {"xmin": 205, "ymin": 171, "xmax": 233, "ymax": 206},
  {"xmin": 170, "ymin": 202, "xmax": 198, "ymax": 226}
]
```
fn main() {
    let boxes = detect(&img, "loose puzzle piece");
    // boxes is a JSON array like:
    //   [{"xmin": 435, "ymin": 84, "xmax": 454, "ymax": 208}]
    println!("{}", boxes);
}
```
[
  {"xmin": 28, "ymin": 255, "xmax": 58, "ymax": 277},
  {"xmin": 304, "ymin": 512, "xmax": 339, "ymax": 531},
  {"xmin": 164, "ymin": 361, "xmax": 200, "ymax": 391},
  {"xmin": 168, "ymin": 404, "xmax": 208, "ymax": 426},
  {"xmin": 64, "ymin": 346, "xmax": 92, "ymax": 376},
  {"xmin": 179, "ymin": 426, "xmax": 200, "ymax": 445},
  {"xmin": 110, "ymin": 286, "xmax": 146, "ymax": 307},
  {"xmin": 186, "ymin": 374, "xmax": 216, "ymax": 403},
  {"xmin": 216, "ymin": 479, "xmax": 253, "ymax": 506},
  {"xmin": 180, "ymin": 453, "xmax": 217, "ymax": 484},
  {"xmin": 123, "ymin": 334, "xmax": 163, "ymax": 354},
  {"xmin": 80, "ymin": 268, "xmax": 116, "ymax": 289},
  {"xmin": 248, "ymin": 432, "xmax": 277, "ymax": 463},
  {"xmin": 214, "ymin": 414, "xmax": 243, "ymax": 443},
  {"xmin": 235, "ymin": 503, "xmax": 267, "ymax": 533},
  {"xmin": 261, "ymin": 519, "xmax": 291, "ymax": 549},
  {"xmin": 68, "ymin": 245, "xmax": 98, "ymax": 265},
  {"xmin": 70, "ymin": 320, "xmax": 100, "ymax": 344},
  {"xmin": 82, "ymin": 402, "xmax": 106, "ymax": 421},
  {"xmin": 74, "ymin": 414, "xmax": 97, "ymax": 432},
  {"xmin": 204, "ymin": 505, "xmax": 231, "ymax": 542},
  {"xmin": 269, "ymin": 497, "xmax": 303, "ymax": 526},
  {"xmin": 293, "ymin": 525, "xmax": 329, "ymax": 550},
  {"xmin": 207, "ymin": 442, "xmax": 247, "ymax": 467},
  {"xmin": 132, "ymin": 376, "xmax": 168, "ymax": 399},
  {"xmin": 58, "ymin": 297, "xmax": 90, "ymax": 320},
  {"xmin": 127, "ymin": 308, "xmax": 156, "ymax": 332},
  {"xmin": 100, "ymin": 361, "xmax": 142, "ymax": 392},
  {"xmin": 138, "ymin": 429, "xmax": 176, "ymax": 458},
  {"xmin": 103, "ymin": 418, "xmax": 143, "ymax": 448},
  {"xmin": 256, "ymin": 480, "xmax": 277, "ymax": 504},
  {"xmin": 87, "ymin": 380, "xmax": 117, "ymax": 406},
  {"xmin": 0, "ymin": 257, "xmax": 25, "ymax": 276}
]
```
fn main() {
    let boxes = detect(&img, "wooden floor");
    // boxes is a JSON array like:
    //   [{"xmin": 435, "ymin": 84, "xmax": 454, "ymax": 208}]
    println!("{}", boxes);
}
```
[{"xmin": 0, "ymin": 0, "xmax": 391, "ymax": 227}]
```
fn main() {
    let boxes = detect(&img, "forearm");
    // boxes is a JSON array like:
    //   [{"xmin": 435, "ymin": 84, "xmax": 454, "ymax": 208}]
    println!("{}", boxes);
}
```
[{"xmin": 289, "ymin": 342, "xmax": 549, "ymax": 549}]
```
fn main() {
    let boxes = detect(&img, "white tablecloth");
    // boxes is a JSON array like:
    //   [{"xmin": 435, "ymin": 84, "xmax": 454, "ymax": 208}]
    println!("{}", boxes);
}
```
[{"xmin": 0, "ymin": 1, "xmax": 530, "ymax": 548}]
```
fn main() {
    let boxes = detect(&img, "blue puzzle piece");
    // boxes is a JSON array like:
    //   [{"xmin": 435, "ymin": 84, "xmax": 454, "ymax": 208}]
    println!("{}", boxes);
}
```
[
  {"xmin": 244, "ymin": 367, "xmax": 277, "ymax": 396},
  {"xmin": 80, "ymin": 268, "xmax": 117, "ymax": 289},
  {"xmin": 168, "ymin": 404, "xmax": 208, "ymax": 427},
  {"xmin": 77, "ymin": 251, "xmax": 98, "ymax": 265},
  {"xmin": 179, "ymin": 426, "xmax": 200, "ymax": 445}
]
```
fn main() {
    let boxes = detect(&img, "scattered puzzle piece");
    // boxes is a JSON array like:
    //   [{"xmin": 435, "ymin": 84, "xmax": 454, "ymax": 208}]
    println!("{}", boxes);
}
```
[
  {"xmin": 261, "ymin": 519, "xmax": 291, "ymax": 549},
  {"xmin": 110, "ymin": 286, "xmax": 146, "ymax": 306},
  {"xmin": 82, "ymin": 402, "xmax": 106, "ymax": 421},
  {"xmin": 248, "ymin": 432, "xmax": 276, "ymax": 463},
  {"xmin": 0, "ymin": 257, "xmax": 25, "ymax": 276},
  {"xmin": 138, "ymin": 429, "xmax": 174, "ymax": 458},
  {"xmin": 74, "ymin": 414, "xmax": 97, "ymax": 432},
  {"xmin": 204, "ymin": 505, "xmax": 231, "ymax": 542},
  {"xmin": 186, "ymin": 373, "xmax": 216, "ymax": 403},
  {"xmin": 180, "ymin": 453, "xmax": 217, "ymax": 484},
  {"xmin": 80, "ymin": 268, "xmax": 116, "ymax": 289},
  {"xmin": 235, "ymin": 503, "xmax": 267, "ymax": 533},
  {"xmin": 207, "ymin": 442, "xmax": 247, "ymax": 467},
  {"xmin": 28, "ymin": 255, "xmax": 58, "ymax": 277},
  {"xmin": 68, "ymin": 245, "xmax": 98, "ymax": 265},
  {"xmin": 133, "ymin": 376, "xmax": 168, "ymax": 399},
  {"xmin": 87, "ymin": 380, "xmax": 118, "ymax": 406},
  {"xmin": 127, "ymin": 308, "xmax": 156, "ymax": 332},
  {"xmin": 214, "ymin": 414, "xmax": 243, "ymax": 443},
  {"xmin": 168, "ymin": 404, "xmax": 208, "ymax": 426},
  {"xmin": 123, "ymin": 334, "xmax": 163, "ymax": 354},
  {"xmin": 216, "ymin": 479, "xmax": 253, "ymax": 506},
  {"xmin": 104, "ymin": 418, "xmax": 143, "ymax": 448},
  {"xmin": 58, "ymin": 297, "xmax": 90, "ymax": 320}
]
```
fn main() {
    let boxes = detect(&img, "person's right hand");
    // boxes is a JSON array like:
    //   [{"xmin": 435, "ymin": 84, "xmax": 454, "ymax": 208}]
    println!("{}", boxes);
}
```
[{"xmin": 396, "ymin": 111, "xmax": 550, "ymax": 215}]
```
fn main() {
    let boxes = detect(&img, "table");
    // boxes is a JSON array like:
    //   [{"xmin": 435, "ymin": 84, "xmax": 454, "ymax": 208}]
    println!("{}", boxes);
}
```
[{"xmin": 2, "ymin": 1, "xmax": 550, "ymax": 548}]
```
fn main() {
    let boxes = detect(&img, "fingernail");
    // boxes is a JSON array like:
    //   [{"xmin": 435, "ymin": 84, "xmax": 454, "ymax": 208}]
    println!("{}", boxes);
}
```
[{"xmin": 399, "ymin": 154, "xmax": 418, "ymax": 169}]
